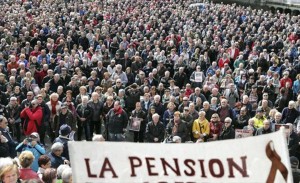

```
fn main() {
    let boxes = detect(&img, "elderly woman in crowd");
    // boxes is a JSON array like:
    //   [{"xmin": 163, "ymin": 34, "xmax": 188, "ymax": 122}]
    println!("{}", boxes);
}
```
[
  {"xmin": 61, "ymin": 168, "xmax": 73, "ymax": 183},
  {"xmin": 192, "ymin": 111, "xmax": 210, "ymax": 142},
  {"xmin": 48, "ymin": 142, "xmax": 69, "ymax": 169},
  {"xmin": 209, "ymin": 113, "xmax": 223, "ymax": 141},
  {"xmin": 18, "ymin": 151, "xmax": 40, "ymax": 181}
]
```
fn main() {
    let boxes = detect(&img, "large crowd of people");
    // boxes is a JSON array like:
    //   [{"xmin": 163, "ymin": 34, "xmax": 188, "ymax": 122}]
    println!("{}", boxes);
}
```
[{"xmin": 1, "ymin": 0, "xmax": 300, "ymax": 182}]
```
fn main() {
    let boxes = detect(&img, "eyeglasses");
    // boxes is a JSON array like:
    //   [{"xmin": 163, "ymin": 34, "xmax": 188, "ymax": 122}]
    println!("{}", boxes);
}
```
[{"xmin": 212, "ymin": 117, "xmax": 217, "ymax": 118}]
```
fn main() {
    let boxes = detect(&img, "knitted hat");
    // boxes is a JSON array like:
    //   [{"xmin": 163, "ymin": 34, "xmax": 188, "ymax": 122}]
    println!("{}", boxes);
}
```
[{"xmin": 59, "ymin": 124, "xmax": 71, "ymax": 136}]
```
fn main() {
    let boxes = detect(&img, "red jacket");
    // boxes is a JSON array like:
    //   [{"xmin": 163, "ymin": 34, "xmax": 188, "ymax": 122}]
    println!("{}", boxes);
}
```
[
  {"xmin": 280, "ymin": 77, "xmax": 292, "ymax": 89},
  {"xmin": 35, "ymin": 69, "xmax": 47, "ymax": 86},
  {"xmin": 209, "ymin": 121, "xmax": 223, "ymax": 138},
  {"xmin": 20, "ymin": 107, "xmax": 43, "ymax": 136},
  {"xmin": 218, "ymin": 58, "xmax": 230, "ymax": 69},
  {"xmin": 227, "ymin": 47, "xmax": 240, "ymax": 60}
]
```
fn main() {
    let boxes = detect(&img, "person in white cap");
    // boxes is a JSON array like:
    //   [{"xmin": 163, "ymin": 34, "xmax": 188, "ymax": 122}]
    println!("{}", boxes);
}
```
[{"xmin": 15, "ymin": 132, "xmax": 45, "ymax": 172}]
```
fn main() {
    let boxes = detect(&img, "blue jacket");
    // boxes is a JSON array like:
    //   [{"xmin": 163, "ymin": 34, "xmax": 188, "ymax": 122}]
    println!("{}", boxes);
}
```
[
  {"xmin": 48, "ymin": 152, "xmax": 66, "ymax": 169},
  {"xmin": 16, "ymin": 142, "xmax": 45, "ymax": 172},
  {"xmin": 163, "ymin": 110, "xmax": 174, "ymax": 128},
  {"xmin": 293, "ymin": 80, "xmax": 300, "ymax": 94}
]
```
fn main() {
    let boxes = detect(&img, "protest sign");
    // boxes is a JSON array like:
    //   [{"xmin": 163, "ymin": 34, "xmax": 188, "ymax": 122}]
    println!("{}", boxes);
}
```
[
  {"xmin": 129, "ymin": 117, "xmax": 142, "ymax": 132},
  {"xmin": 194, "ymin": 72, "xmax": 203, "ymax": 82},
  {"xmin": 235, "ymin": 129, "xmax": 253, "ymax": 139},
  {"xmin": 69, "ymin": 130, "xmax": 292, "ymax": 183}
]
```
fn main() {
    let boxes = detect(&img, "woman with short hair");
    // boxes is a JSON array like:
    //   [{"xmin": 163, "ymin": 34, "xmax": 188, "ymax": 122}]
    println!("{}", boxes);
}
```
[
  {"xmin": 18, "ymin": 151, "xmax": 40, "ymax": 181},
  {"xmin": 48, "ymin": 142, "xmax": 69, "ymax": 169},
  {"xmin": 37, "ymin": 155, "xmax": 51, "ymax": 179}
]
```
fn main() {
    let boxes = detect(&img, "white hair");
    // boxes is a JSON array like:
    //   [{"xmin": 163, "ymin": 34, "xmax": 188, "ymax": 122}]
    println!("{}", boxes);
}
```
[
  {"xmin": 154, "ymin": 95, "xmax": 160, "ymax": 100},
  {"xmin": 51, "ymin": 142, "xmax": 64, "ymax": 152},
  {"xmin": 224, "ymin": 117, "xmax": 232, "ymax": 123},
  {"xmin": 61, "ymin": 168, "xmax": 72, "ymax": 183},
  {"xmin": 289, "ymin": 101, "xmax": 295, "ymax": 107},
  {"xmin": 172, "ymin": 136, "xmax": 181, "ymax": 143},
  {"xmin": 57, "ymin": 164, "xmax": 70, "ymax": 179},
  {"xmin": 152, "ymin": 113, "xmax": 160, "ymax": 119},
  {"xmin": 92, "ymin": 135, "xmax": 105, "ymax": 142},
  {"xmin": 82, "ymin": 95, "xmax": 89, "ymax": 102}
]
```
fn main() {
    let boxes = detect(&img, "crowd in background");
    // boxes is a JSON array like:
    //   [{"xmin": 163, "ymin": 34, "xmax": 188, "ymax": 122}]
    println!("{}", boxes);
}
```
[{"xmin": 1, "ymin": 0, "xmax": 300, "ymax": 182}]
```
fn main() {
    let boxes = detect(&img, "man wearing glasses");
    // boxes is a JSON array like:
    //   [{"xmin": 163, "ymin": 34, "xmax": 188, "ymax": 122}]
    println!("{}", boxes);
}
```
[
  {"xmin": 20, "ymin": 91, "xmax": 34, "ymax": 111},
  {"xmin": 219, "ymin": 117, "xmax": 235, "ymax": 140}
]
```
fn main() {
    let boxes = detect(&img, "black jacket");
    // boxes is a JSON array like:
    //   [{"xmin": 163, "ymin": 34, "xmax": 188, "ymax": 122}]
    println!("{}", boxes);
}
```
[
  {"xmin": 166, "ymin": 121, "xmax": 188, "ymax": 142},
  {"xmin": 149, "ymin": 102, "xmax": 164, "ymax": 117},
  {"xmin": 289, "ymin": 132, "xmax": 300, "ymax": 157},
  {"xmin": 88, "ymin": 100, "xmax": 104, "ymax": 122},
  {"xmin": 76, "ymin": 104, "xmax": 93, "ymax": 123},
  {"xmin": 0, "ymin": 141, "xmax": 9, "ymax": 158},
  {"xmin": 145, "ymin": 121, "xmax": 165, "ymax": 143},
  {"xmin": 125, "ymin": 88, "xmax": 142, "ymax": 112},
  {"xmin": 54, "ymin": 110, "xmax": 76, "ymax": 136},
  {"xmin": 141, "ymin": 100, "xmax": 151, "ymax": 113},
  {"xmin": 219, "ymin": 126, "xmax": 235, "ymax": 140},
  {"xmin": 38, "ymin": 101, "xmax": 50, "ymax": 125},
  {"xmin": 106, "ymin": 108, "xmax": 128, "ymax": 134},
  {"xmin": 234, "ymin": 114, "xmax": 250, "ymax": 129},
  {"xmin": 0, "ymin": 128, "xmax": 17, "ymax": 158}
]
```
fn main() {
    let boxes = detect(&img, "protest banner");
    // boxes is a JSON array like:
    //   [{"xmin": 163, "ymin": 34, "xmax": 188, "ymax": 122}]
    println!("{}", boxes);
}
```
[
  {"xmin": 69, "ymin": 130, "xmax": 292, "ymax": 183},
  {"xmin": 235, "ymin": 129, "xmax": 253, "ymax": 139},
  {"xmin": 275, "ymin": 124, "xmax": 291, "ymax": 145}
]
